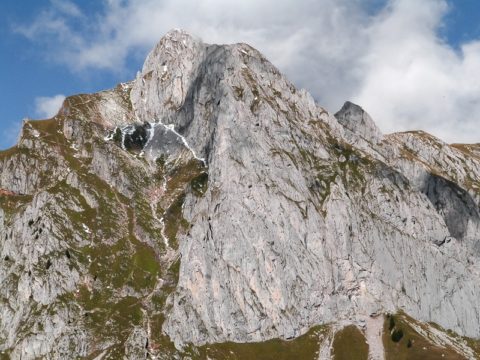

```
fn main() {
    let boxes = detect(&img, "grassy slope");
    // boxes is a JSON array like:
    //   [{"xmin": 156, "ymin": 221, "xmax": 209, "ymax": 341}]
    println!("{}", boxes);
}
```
[
  {"xmin": 331, "ymin": 325, "xmax": 369, "ymax": 360},
  {"xmin": 383, "ymin": 313, "xmax": 477, "ymax": 360}
]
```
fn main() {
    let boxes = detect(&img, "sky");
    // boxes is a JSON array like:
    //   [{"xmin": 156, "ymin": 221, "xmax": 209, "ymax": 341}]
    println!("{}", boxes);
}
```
[{"xmin": 1, "ymin": 0, "xmax": 480, "ymax": 149}]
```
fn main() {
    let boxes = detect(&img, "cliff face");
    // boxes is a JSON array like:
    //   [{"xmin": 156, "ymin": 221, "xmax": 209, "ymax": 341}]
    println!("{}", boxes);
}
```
[{"xmin": 1, "ymin": 29, "xmax": 480, "ymax": 359}]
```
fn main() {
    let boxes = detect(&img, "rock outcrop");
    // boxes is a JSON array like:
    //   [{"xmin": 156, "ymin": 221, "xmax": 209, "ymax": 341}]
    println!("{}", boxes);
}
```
[{"xmin": 1, "ymin": 29, "xmax": 480, "ymax": 359}]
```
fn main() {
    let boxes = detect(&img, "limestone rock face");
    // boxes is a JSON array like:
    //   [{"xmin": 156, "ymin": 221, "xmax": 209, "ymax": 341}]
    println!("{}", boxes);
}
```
[
  {"xmin": 335, "ymin": 101, "xmax": 383, "ymax": 144},
  {"xmin": 133, "ymin": 30, "xmax": 480, "ymax": 347},
  {"xmin": 1, "ymin": 29, "xmax": 480, "ymax": 358}
]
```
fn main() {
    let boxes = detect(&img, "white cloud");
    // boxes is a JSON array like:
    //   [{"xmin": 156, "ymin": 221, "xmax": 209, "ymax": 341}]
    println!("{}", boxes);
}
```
[
  {"xmin": 353, "ymin": 0, "xmax": 480, "ymax": 143},
  {"xmin": 15, "ymin": 0, "xmax": 480, "ymax": 143},
  {"xmin": 34, "ymin": 95, "xmax": 66, "ymax": 119},
  {"xmin": 14, "ymin": 0, "xmax": 82, "ymax": 42},
  {"xmin": 50, "ymin": 0, "xmax": 82, "ymax": 17}
]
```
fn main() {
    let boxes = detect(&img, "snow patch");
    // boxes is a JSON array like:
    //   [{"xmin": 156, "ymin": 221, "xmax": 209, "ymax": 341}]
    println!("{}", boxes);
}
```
[
  {"xmin": 159, "ymin": 216, "xmax": 169, "ymax": 248},
  {"xmin": 103, "ymin": 119, "xmax": 205, "ymax": 166},
  {"xmin": 144, "ymin": 122, "xmax": 156, "ymax": 158},
  {"xmin": 104, "ymin": 127, "xmax": 117, "ymax": 141},
  {"xmin": 82, "ymin": 223, "xmax": 91, "ymax": 234},
  {"xmin": 156, "ymin": 120, "xmax": 206, "ymax": 165}
]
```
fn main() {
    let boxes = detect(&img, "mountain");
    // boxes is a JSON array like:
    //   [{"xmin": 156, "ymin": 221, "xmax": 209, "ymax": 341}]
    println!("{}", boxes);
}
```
[{"xmin": 1, "ymin": 29, "xmax": 480, "ymax": 359}]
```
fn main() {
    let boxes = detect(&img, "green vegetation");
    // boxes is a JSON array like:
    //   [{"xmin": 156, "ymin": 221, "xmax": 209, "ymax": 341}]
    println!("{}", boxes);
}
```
[
  {"xmin": 191, "ymin": 172, "xmax": 209, "ymax": 197},
  {"xmin": 0, "ymin": 94, "xmax": 185, "ymax": 357},
  {"xmin": 0, "ymin": 145, "xmax": 19, "ymax": 160},
  {"xmin": 0, "ymin": 194, "xmax": 33, "ymax": 223},
  {"xmin": 75, "ymin": 217, "xmax": 160, "ymax": 347},
  {"xmin": 191, "ymin": 326, "xmax": 327, "ymax": 360},
  {"xmin": 20, "ymin": 117, "xmax": 160, "ymax": 352},
  {"xmin": 167, "ymin": 158, "xmax": 206, "ymax": 194},
  {"xmin": 233, "ymin": 86, "xmax": 245, "ymax": 99},
  {"xmin": 241, "ymin": 68, "xmax": 262, "ymax": 114},
  {"xmin": 389, "ymin": 315, "xmax": 395, "ymax": 331},
  {"xmin": 331, "ymin": 142, "xmax": 374, "ymax": 189},
  {"xmin": 132, "ymin": 197, "xmax": 165, "ymax": 249},
  {"xmin": 391, "ymin": 328, "xmax": 404, "ymax": 342},
  {"xmin": 156, "ymin": 154, "xmax": 166, "ymax": 169},
  {"xmin": 331, "ymin": 325, "xmax": 369, "ymax": 360},
  {"xmin": 158, "ymin": 157, "xmax": 208, "ymax": 248},
  {"xmin": 145, "ymin": 259, "xmax": 184, "ymax": 356},
  {"xmin": 164, "ymin": 194, "xmax": 188, "ymax": 249},
  {"xmin": 383, "ymin": 313, "xmax": 466, "ymax": 360},
  {"xmin": 112, "ymin": 127, "xmax": 122, "ymax": 143}
]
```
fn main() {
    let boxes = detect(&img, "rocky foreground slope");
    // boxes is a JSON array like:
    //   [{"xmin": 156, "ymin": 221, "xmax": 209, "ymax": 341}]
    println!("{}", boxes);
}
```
[{"xmin": 1, "ymin": 29, "xmax": 480, "ymax": 359}]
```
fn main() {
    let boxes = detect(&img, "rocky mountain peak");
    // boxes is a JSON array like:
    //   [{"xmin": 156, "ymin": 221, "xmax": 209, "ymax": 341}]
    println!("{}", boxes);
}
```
[
  {"xmin": 142, "ymin": 29, "xmax": 204, "ymax": 74},
  {"xmin": 335, "ymin": 100, "xmax": 383, "ymax": 144},
  {"xmin": 1, "ymin": 30, "xmax": 480, "ymax": 359},
  {"xmin": 131, "ymin": 31, "xmax": 203, "ymax": 115}
]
